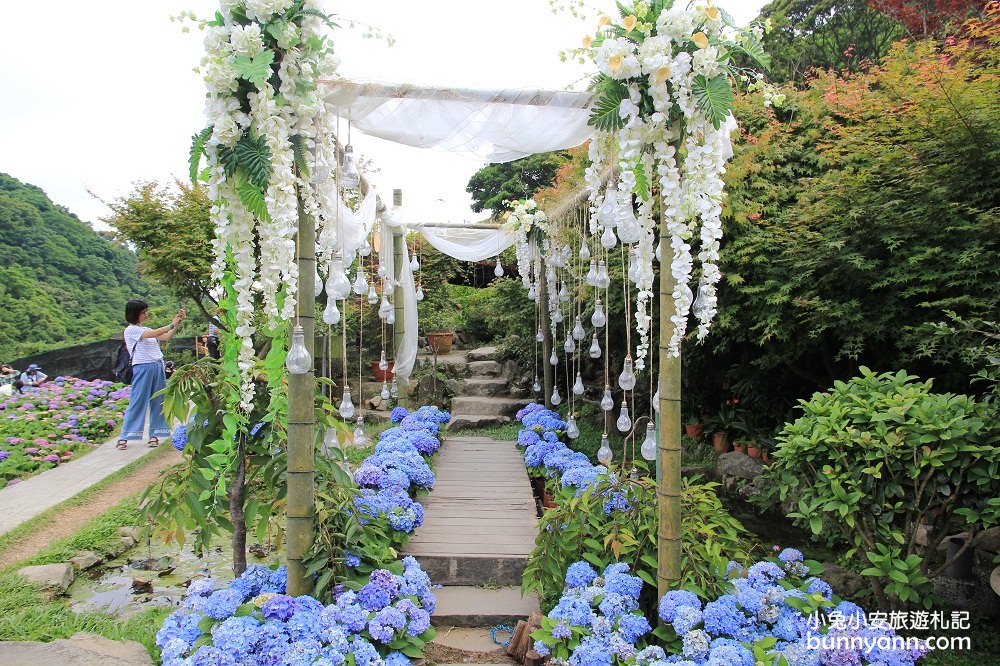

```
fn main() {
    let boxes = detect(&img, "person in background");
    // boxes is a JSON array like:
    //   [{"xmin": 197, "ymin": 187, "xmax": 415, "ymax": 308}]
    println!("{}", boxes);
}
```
[
  {"xmin": 19, "ymin": 364, "xmax": 47, "ymax": 389},
  {"xmin": 116, "ymin": 299, "xmax": 185, "ymax": 450},
  {"xmin": 207, "ymin": 321, "xmax": 221, "ymax": 359},
  {"xmin": 0, "ymin": 364, "xmax": 19, "ymax": 396},
  {"xmin": 164, "ymin": 360, "xmax": 176, "ymax": 380}
]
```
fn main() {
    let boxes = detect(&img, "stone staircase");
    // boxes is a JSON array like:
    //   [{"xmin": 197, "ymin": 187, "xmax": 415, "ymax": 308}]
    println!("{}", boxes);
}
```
[{"xmin": 447, "ymin": 347, "xmax": 527, "ymax": 431}]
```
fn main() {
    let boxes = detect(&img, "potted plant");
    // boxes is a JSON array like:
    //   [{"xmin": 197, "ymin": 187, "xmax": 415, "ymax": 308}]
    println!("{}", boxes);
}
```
[
  {"xmin": 420, "ymin": 308, "xmax": 458, "ymax": 355},
  {"xmin": 708, "ymin": 400, "xmax": 741, "ymax": 453},
  {"xmin": 731, "ymin": 406, "xmax": 761, "ymax": 458},
  {"xmin": 683, "ymin": 412, "xmax": 705, "ymax": 440}
]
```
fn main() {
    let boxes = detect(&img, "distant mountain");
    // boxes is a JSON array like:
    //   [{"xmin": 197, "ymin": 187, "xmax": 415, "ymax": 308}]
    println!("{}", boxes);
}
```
[{"xmin": 0, "ymin": 173, "xmax": 170, "ymax": 361}]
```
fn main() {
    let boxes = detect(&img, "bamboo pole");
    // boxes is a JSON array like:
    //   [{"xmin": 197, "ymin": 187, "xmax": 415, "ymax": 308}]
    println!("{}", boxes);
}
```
[
  {"xmin": 657, "ymin": 205, "xmax": 682, "ymax": 600},
  {"xmin": 286, "ymin": 184, "xmax": 316, "ymax": 597},
  {"xmin": 392, "ymin": 189, "xmax": 410, "ymax": 409},
  {"xmin": 539, "ymin": 259, "xmax": 553, "ymax": 408}
]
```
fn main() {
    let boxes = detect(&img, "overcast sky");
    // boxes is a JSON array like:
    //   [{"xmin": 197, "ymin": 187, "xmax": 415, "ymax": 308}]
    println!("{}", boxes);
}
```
[{"xmin": 0, "ymin": 0, "xmax": 766, "ymax": 229}]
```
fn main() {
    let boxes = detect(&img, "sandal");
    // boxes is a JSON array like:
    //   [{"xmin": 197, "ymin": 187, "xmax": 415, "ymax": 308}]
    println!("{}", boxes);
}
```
[
  {"xmin": 116, "ymin": 440, "xmax": 128, "ymax": 450},
  {"xmin": 147, "ymin": 437, "xmax": 159, "ymax": 448}
]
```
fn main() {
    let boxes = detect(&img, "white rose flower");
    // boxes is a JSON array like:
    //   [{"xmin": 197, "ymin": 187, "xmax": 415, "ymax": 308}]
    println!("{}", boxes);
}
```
[{"xmin": 230, "ymin": 24, "xmax": 265, "ymax": 57}]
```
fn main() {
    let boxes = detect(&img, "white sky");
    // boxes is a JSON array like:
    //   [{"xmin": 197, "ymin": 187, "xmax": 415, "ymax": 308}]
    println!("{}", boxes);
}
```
[{"xmin": 0, "ymin": 0, "xmax": 766, "ymax": 230}]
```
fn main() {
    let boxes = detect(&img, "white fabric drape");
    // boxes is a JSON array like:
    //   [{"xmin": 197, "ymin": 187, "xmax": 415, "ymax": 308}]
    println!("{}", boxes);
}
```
[
  {"xmin": 417, "ymin": 226, "xmax": 515, "ymax": 262},
  {"xmin": 321, "ymin": 80, "xmax": 595, "ymax": 163}
]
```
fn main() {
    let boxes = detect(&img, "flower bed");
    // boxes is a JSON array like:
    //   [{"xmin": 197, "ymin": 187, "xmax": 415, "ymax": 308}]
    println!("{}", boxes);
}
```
[
  {"xmin": 0, "ymin": 378, "xmax": 129, "ymax": 483},
  {"xmin": 532, "ymin": 551, "xmax": 928, "ymax": 666},
  {"xmin": 158, "ymin": 558, "xmax": 437, "ymax": 666}
]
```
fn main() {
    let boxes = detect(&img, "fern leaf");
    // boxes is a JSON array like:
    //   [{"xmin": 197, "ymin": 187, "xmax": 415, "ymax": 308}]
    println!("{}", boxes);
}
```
[
  {"xmin": 216, "ymin": 145, "xmax": 239, "ymax": 179},
  {"xmin": 588, "ymin": 77, "xmax": 629, "ymax": 133},
  {"xmin": 189, "ymin": 126, "xmax": 212, "ymax": 183},
  {"xmin": 288, "ymin": 134, "xmax": 310, "ymax": 179},
  {"xmin": 235, "ymin": 173, "xmax": 270, "ymax": 221},
  {"xmin": 233, "ymin": 50, "xmax": 275, "ymax": 90},
  {"xmin": 632, "ymin": 164, "xmax": 650, "ymax": 202},
  {"xmin": 735, "ymin": 31, "xmax": 772, "ymax": 72},
  {"xmin": 235, "ymin": 134, "xmax": 272, "ymax": 190},
  {"xmin": 692, "ymin": 74, "xmax": 734, "ymax": 129}
]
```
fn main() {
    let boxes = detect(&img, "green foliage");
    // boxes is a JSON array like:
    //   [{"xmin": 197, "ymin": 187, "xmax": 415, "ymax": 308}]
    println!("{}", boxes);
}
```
[
  {"xmin": 523, "ymin": 475, "xmax": 748, "ymax": 614},
  {"xmin": 0, "ymin": 173, "xmax": 170, "ymax": 360},
  {"xmin": 756, "ymin": 367, "xmax": 1000, "ymax": 611},
  {"xmin": 692, "ymin": 74, "xmax": 736, "ymax": 129},
  {"xmin": 465, "ymin": 152, "xmax": 571, "ymax": 216},
  {"xmin": 588, "ymin": 78, "xmax": 629, "ymax": 133},
  {"xmin": 232, "ymin": 50, "xmax": 275, "ymax": 89}
]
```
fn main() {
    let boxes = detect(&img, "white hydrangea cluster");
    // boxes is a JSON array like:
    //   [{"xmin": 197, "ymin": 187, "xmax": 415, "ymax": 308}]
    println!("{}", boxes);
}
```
[{"xmin": 504, "ymin": 200, "xmax": 548, "ymax": 291}]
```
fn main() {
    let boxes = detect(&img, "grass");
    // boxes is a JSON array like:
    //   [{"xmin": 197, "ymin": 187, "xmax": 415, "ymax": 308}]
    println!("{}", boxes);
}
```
[{"xmin": 0, "ymin": 443, "xmax": 171, "ymax": 560}]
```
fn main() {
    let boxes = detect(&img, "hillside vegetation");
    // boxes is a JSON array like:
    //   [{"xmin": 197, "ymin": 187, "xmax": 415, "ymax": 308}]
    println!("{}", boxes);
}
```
[{"xmin": 0, "ymin": 173, "xmax": 169, "ymax": 360}]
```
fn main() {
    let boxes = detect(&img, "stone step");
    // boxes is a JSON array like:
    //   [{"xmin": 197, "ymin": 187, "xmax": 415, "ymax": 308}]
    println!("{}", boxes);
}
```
[
  {"xmin": 0, "ymin": 632, "xmax": 153, "ymax": 665},
  {"xmin": 461, "ymin": 378, "xmax": 510, "ymax": 397},
  {"xmin": 432, "ymin": 586, "xmax": 540, "ymax": 628},
  {"xmin": 467, "ymin": 360, "xmax": 502, "ymax": 377},
  {"xmin": 466, "ymin": 346, "xmax": 499, "ymax": 362},
  {"xmin": 417, "ymin": 555, "xmax": 528, "ymax": 587},
  {"xmin": 450, "ymin": 396, "xmax": 524, "ymax": 418},
  {"xmin": 446, "ymin": 414, "xmax": 511, "ymax": 431}
]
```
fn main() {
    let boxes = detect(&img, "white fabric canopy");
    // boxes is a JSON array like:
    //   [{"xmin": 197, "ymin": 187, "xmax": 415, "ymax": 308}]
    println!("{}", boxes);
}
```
[
  {"xmin": 417, "ymin": 225, "xmax": 515, "ymax": 263},
  {"xmin": 320, "ymin": 80, "xmax": 595, "ymax": 163}
]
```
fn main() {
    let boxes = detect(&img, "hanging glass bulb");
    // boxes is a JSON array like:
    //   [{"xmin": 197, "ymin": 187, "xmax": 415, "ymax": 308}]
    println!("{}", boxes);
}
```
[
  {"xmin": 338, "ymin": 388, "xmax": 355, "ymax": 420},
  {"xmin": 641, "ymin": 423, "xmax": 657, "ymax": 461},
  {"xmin": 532, "ymin": 376, "xmax": 542, "ymax": 394},
  {"xmin": 599, "ymin": 185, "xmax": 618, "ymax": 227},
  {"xmin": 415, "ymin": 284, "xmax": 424, "ymax": 301},
  {"xmin": 410, "ymin": 255, "xmax": 420, "ymax": 272},
  {"xmin": 551, "ymin": 387, "xmax": 562, "ymax": 405},
  {"xmin": 353, "ymin": 416, "xmax": 368, "ymax": 447},
  {"xmin": 566, "ymin": 416, "xmax": 580, "ymax": 439},
  {"xmin": 692, "ymin": 285, "xmax": 709, "ymax": 320},
  {"xmin": 589, "ymin": 333, "xmax": 601, "ymax": 359},
  {"xmin": 377, "ymin": 262, "xmax": 388, "ymax": 278},
  {"xmin": 655, "ymin": 238, "xmax": 663, "ymax": 263},
  {"xmin": 585, "ymin": 260, "xmax": 598, "ymax": 286},
  {"xmin": 367, "ymin": 284, "xmax": 378, "ymax": 304},
  {"xmin": 494, "ymin": 257, "xmax": 504, "ymax": 278},
  {"xmin": 353, "ymin": 267, "xmax": 368, "ymax": 295},
  {"xmin": 597, "ymin": 434, "xmax": 613, "ymax": 465},
  {"xmin": 564, "ymin": 335, "xmax": 576, "ymax": 353},
  {"xmin": 359, "ymin": 238, "xmax": 372, "ymax": 257},
  {"xmin": 386, "ymin": 309, "xmax": 395, "ymax": 325},
  {"xmin": 618, "ymin": 356, "xmax": 636, "ymax": 390},
  {"xmin": 600, "ymin": 387, "xmax": 614, "ymax": 412},
  {"xmin": 378, "ymin": 296, "xmax": 392, "ymax": 319},
  {"xmin": 579, "ymin": 240, "xmax": 591, "ymax": 260},
  {"xmin": 617, "ymin": 201, "xmax": 641, "ymax": 244},
  {"xmin": 380, "ymin": 381, "xmax": 390, "ymax": 400},
  {"xmin": 616, "ymin": 404, "xmax": 632, "ymax": 432},
  {"xmin": 378, "ymin": 350, "xmax": 388, "ymax": 372},
  {"xmin": 527, "ymin": 283, "xmax": 537, "ymax": 300},
  {"xmin": 596, "ymin": 260, "xmax": 610, "ymax": 289},
  {"xmin": 535, "ymin": 326, "xmax": 544, "ymax": 343},
  {"xmin": 322, "ymin": 425, "xmax": 338, "ymax": 456},
  {"xmin": 389, "ymin": 378, "xmax": 399, "ymax": 398},
  {"xmin": 573, "ymin": 372, "xmax": 585, "ymax": 395},
  {"xmin": 326, "ymin": 258, "xmax": 352, "ymax": 300},
  {"xmin": 552, "ymin": 307, "xmax": 563, "ymax": 324},
  {"xmin": 572, "ymin": 317, "xmax": 585, "ymax": 341},
  {"xmin": 285, "ymin": 325, "xmax": 312, "ymax": 374},
  {"xmin": 628, "ymin": 249, "xmax": 640, "ymax": 283},
  {"xmin": 591, "ymin": 299, "xmax": 606, "ymax": 328},
  {"xmin": 600, "ymin": 224, "xmax": 618, "ymax": 250},
  {"xmin": 549, "ymin": 349, "xmax": 559, "ymax": 366},
  {"xmin": 558, "ymin": 281, "xmax": 569, "ymax": 302},
  {"xmin": 653, "ymin": 382, "xmax": 660, "ymax": 413},
  {"xmin": 340, "ymin": 144, "xmax": 361, "ymax": 190},
  {"xmin": 315, "ymin": 269, "xmax": 324, "ymax": 296},
  {"xmin": 323, "ymin": 298, "xmax": 342, "ymax": 325}
]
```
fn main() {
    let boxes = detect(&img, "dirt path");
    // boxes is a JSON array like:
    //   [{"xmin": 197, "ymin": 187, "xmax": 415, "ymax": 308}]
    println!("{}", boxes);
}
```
[{"xmin": 0, "ymin": 448, "xmax": 182, "ymax": 569}]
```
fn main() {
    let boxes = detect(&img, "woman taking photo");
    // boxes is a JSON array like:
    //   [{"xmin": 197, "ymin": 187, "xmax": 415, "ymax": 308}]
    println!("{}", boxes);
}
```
[{"xmin": 116, "ymin": 299, "xmax": 185, "ymax": 449}]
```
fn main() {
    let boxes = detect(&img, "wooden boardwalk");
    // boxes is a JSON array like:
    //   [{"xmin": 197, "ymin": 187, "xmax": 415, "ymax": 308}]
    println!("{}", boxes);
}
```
[{"xmin": 405, "ymin": 436, "xmax": 538, "ymax": 585}]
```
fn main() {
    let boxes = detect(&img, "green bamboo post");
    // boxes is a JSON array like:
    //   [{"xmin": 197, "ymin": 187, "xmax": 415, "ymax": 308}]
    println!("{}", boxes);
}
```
[
  {"xmin": 539, "ymin": 258, "xmax": 553, "ymax": 407},
  {"xmin": 391, "ymin": 189, "xmax": 410, "ymax": 409},
  {"xmin": 286, "ymin": 184, "xmax": 316, "ymax": 597},
  {"xmin": 657, "ymin": 207, "xmax": 682, "ymax": 600}
]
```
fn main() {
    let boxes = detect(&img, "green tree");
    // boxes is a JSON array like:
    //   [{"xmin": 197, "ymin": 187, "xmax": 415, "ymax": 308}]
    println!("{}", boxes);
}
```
[{"xmin": 466, "ymin": 152, "xmax": 571, "ymax": 217}]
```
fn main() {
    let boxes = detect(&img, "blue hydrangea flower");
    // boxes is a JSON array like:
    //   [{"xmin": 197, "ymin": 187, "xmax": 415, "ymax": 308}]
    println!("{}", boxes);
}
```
[
  {"xmin": 658, "ymin": 589, "xmax": 702, "ymax": 623},
  {"xmin": 171, "ymin": 425, "xmax": 188, "ymax": 451},
  {"xmin": 390, "ymin": 406, "xmax": 409, "ymax": 422},
  {"xmin": 565, "ymin": 561, "xmax": 598, "ymax": 588},
  {"xmin": 261, "ymin": 594, "xmax": 297, "ymax": 621}
]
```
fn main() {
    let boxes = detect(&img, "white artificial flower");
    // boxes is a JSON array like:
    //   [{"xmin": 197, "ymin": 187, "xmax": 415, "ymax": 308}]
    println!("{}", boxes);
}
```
[
  {"xmin": 204, "ymin": 26, "xmax": 232, "ymax": 54},
  {"xmin": 230, "ymin": 24, "xmax": 265, "ymax": 57},
  {"xmin": 203, "ymin": 58, "xmax": 239, "ymax": 94},
  {"xmin": 692, "ymin": 45, "xmax": 722, "ymax": 77},
  {"xmin": 638, "ymin": 35, "xmax": 673, "ymax": 73},
  {"xmin": 596, "ymin": 38, "xmax": 642, "ymax": 80},
  {"xmin": 244, "ymin": 0, "xmax": 295, "ymax": 23},
  {"xmin": 212, "ymin": 113, "xmax": 240, "ymax": 148},
  {"xmin": 656, "ymin": 9, "xmax": 695, "ymax": 42}
]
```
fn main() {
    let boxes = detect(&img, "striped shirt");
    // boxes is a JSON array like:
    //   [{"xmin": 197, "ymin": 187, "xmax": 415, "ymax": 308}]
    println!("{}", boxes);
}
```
[{"xmin": 124, "ymin": 325, "xmax": 164, "ymax": 364}]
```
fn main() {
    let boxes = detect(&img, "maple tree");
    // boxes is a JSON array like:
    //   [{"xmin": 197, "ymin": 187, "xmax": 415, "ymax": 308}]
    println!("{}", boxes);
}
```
[{"xmin": 869, "ymin": 0, "xmax": 989, "ymax": 36}]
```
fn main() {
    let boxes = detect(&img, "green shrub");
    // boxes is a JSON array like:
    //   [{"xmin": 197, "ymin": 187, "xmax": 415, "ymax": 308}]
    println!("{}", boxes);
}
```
[
  {"xmin": 523, "ymin": 474, "xmax": 748, "ymax": 615},
  {"xmin": 757, "ymin": 367, "xmax": 1000, "ymax": 611}
]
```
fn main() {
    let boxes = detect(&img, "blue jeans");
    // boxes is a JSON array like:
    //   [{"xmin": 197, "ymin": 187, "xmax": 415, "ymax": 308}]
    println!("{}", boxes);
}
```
[{"xmin": 119, "ymin": 361, "xmax": 171, "ymax": 441}]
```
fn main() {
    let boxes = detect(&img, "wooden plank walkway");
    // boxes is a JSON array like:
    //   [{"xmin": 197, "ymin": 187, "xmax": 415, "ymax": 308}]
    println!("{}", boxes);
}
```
[{"xmin": 405, "ymin": 436, "xmax": 538, "ymax": 585}]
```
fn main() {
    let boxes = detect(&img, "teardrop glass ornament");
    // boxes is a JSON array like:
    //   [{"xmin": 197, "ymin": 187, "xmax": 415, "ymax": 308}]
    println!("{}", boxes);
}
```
[
  {"xmin": 692, "ymin": 285, "xmax": 709, "ymax": 319},
  {"xmin": 640, "ymin": 423, "xmax": 657, "ymax": 461},
  {"xmin": 378, "ymin": 296, "xmax": 392, "ymax": 319},
  {"xmin": 494, "ymin": 257, "xmax": 504, "ymax": 278},
  {"xmin": 367, "ymin": 284, "xmax": 379, "ymax": 305},
  {"xmin": 339, "ymin": 144, "xmax": 361, "ymax": 190},
  {"xmin": 327, "ymin": 260, "xmax": 352, "ymax": 300},
  {"xmin": 322, "ymin": 299, "xmax": 341, "ymax": 326},
  {"xmin": 600, "ymin": 386, "xmax": 614, "ymax": 411},
  {"xmin": 573, "ymin": 372, "xmax": 585, "ymax": 395},
  {"xmin": 415, "ymin": 284, "xmax": 424, "ymax": 301},
  {"xmin": 600, "ymin": 225, "xmax": 617, "ymax": 250},
  {"xmin": 378, "ymin": 351, "xmax": 388, "ymax": 372},
  {"xmin": 549, "ymin": 349, "xmax": 558, "ymax": 366},
  {"xmin": 591, "ymin": 299, "xmax": 606, "ymax": 328},
  {"xmin": 410, "ymin": 256, "xmax": 420, "ymax": 272},
  {"xmin": 597, "ymin": 434, "xmax": 613, "ymax": 465},
  {"xmin": 586, "ymin": 260, "xmax": 598, "ymax": 286},
  {"xmin": 386, "ymin": 309, "xmax": 395, "ymax": 325},
  {"xmin": 338, "ymin": 388, "xmax": 355, "ymax": 420},
  {"xmin": 532, "ymin": 377, "xmax": 542, "ymax": 394},
  {"xmin": 618, "ymin": 357, "xmax": 636, "ymax": 391},
  {"xmin": 550, "ymin": 387, "xmax": 562, "ymax": 405},
  {"xmin": 552, "ymin": 307, "xmax": 563, "ymax": 324},
  {"xmin": 598, "ymin": 185, "xmax": 618, "ymax": 227},
  {"xmin": 566, "ymin": 416, "xmax": 580, "ymax": 439},
  {"xmin": 353, "ymin": 267, "xmax": 368, "ymax": 295},
  {"xmin": 596, "ymin": 261, "xmax": 610, "ymax": 289},
  {"xmin": 535, "ymin": 326, "xmax": 544, "ymax": 343},
  {"xmin": 616, "ymin": 404, "xmax": 632, "ymax": 432},
  {"xmin": 380, "ymin": 381, "xmax": 390, "ymax": 400},
  {"xmin": 558, "ymin": 282, "xmax": 569, "ymax": 301},
  {"xmin": 589, "ymin": 334, "xmax": 601, "ymax": 359},
  {"xmin": 564, "ymin": 335, "xmax": 576, "ymax": 353},
  {"xmin": 579, "ymin": 240, "xmax": 591, "ymax": 260},
  {"xmin": 285, "ymin": 325, "xmax": 312, "ymax": 374},
  {"xmin": 572, "ymin": 317, "xmax": 585, "ymax": 341}
]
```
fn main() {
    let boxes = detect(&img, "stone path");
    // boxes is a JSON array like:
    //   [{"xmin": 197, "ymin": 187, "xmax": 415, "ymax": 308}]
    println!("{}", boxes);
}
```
[
  {"xmin": 405, "ymin": 436, "xmax": 540, "ymax": 626},
  {"xmin": 446, "ymin": 347, "xmax": 528, "ymax": 431}
]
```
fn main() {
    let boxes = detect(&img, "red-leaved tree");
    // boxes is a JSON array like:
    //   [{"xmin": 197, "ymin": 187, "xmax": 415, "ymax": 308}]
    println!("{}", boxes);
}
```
[{"xmin": 870, "ymin": 0, "xmax": 989, "ymax": 36}]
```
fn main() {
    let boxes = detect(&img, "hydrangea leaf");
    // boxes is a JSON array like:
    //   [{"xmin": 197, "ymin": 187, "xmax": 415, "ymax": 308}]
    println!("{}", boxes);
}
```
[
  {"xmin": 233, "ymin": 50, "xmax": 275, "ymax": 90},
  {"xmin": 692, "ymin": 74, "xmax": 734, "ymax": 129}
]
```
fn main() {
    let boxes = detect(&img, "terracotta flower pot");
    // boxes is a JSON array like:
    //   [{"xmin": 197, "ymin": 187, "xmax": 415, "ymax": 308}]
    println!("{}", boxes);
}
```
[
  {"xmin": 733, "ymin": 441, "xmax": 747, "ymax": 455},
  {"xmin": 370, "ymin": 359, "xmax": 395, "ymax": 382},
  {"xmin": 684, "ymin": 423, "xmax": 704, "ymax": 439},
  {"xmin": 747, "ymin": 445, "xmax": 761, "ymax": 459},
  {"xmin": 425, "ymin": 331, "xmax": 455, "ymax": 354},
  {"xmin": 762, "ymin": 450, "xmax": 770, "ymax": 463},
  {"xmin": 712, "ymin": 431, "xmax": 730, "ymax": 453}
]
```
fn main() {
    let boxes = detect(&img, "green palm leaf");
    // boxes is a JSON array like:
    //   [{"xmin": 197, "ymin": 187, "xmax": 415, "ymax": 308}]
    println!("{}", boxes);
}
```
[
  {"xmin": 233, "ymin": 50, "xmax": 275, "ymax": 90},
  {"xmin": 217, "ymin": 145, "xmax": 238, "ymax": 178},
  {"xmin": 189, "ymin": 126, "xmax": 212, "ymax": 183},
  {"xmin": 735, "ymin": 31, "xmax": 772, "ymax": 72},
  {"xmin": 692, "ymin": 74, "xmax": 734, "ymax": 130},
  {"xmin": 588, "ymin": 78, "xmax": 629, "ymax": 133},
  {"xmin": 289, "ymin": 134, "xmax": 310, "ymax": 178},
  {"xmin": 235, "ymin": 172, "xmax": 270, "ymax": 221},
  {"xmin": 235, "ymin": 134, "xmax": 272, "ymax": 190}
]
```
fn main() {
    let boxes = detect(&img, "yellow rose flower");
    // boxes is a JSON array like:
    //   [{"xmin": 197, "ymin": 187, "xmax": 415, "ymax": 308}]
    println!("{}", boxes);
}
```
[
  {"xmin": 692, "ymin": 32, "xmax": 709, "ymax": 49},
  {"xmin": 622, "ymin": 16, "xmax": 637, "ymax": 32},
  {"xmin": 706, "ymin": 7, "xmax": 720, "ymax": 21},
  {"xmin": 608, "ymin": 54, "xmax": 623, "ymax": 74},
  {"xmin": 583, "ymin": 35, "xmax": 593, "ymax": 49},
  {"xmin": 653, "ymin": 65, "xmax": 672, "ymax": 85}
]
